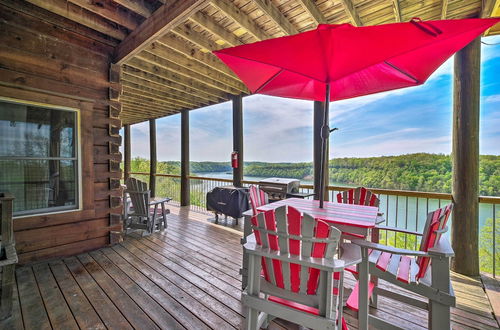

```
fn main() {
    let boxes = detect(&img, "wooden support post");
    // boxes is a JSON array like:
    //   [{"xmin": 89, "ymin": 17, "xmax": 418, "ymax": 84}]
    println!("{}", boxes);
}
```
[
  {"xmin": 149, "ymin": 119, "xmax": 157, "ymax": 197},
  {"xmin": 181, "ymin": 110, "xmax": 190, "ymax": 206},
  {"xmin": 452, "ymin": 37, "xmax": 481, "ymax": 276},
  {"xmin": 232, "ymin": 94, "xmax": 243, "ymax": 187},
  {"xmin": 124, "ymin": 124, "xmax": 131, "ymax": 181},
  {"xmin": 313, "ymin": 101, "xmax": 329, "ymax": 201}
]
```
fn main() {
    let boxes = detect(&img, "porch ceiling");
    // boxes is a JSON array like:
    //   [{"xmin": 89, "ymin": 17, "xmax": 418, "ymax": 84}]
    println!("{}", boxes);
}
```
[{"xmin": 28, "ymin": 0, "xmax": 500, "ymax": 125}]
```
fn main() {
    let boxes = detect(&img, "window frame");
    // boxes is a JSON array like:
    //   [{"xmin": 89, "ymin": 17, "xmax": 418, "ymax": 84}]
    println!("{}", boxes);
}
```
[{"xmin": 0, "ymin": 96, "xmax": 82, "ymax": 217}]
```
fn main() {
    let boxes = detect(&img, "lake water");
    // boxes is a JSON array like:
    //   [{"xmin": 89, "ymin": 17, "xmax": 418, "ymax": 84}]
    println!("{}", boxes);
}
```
[{"xmin": 193, "ymin": 171, "xmax": 496, "ymax": 235}]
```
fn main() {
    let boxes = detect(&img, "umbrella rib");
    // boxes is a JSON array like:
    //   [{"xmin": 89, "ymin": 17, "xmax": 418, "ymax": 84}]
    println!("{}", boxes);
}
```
[
  {"xmin": 255, "ymin": 68, "xmax": 284, "ymax": 93},
  {"xmin": 216, "ymin": 52, "xmax": 327, "ymax": 84},
  {"xmin": 384, "ymin": 61, "xmax": 419, "ymax": 83}
]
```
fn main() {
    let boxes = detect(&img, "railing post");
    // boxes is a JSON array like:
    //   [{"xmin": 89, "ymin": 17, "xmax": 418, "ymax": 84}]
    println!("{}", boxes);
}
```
[
  {"xmin": 149, "ymin": 119, "xmax": 157, "ymax": 198},
  {"xmin": 313, "ymin": 101, "xmax": 329, "ymax": 201},
  {"xmin": 124, "ymin": 124, "xmax": 131, "ymax": 181},
  {"xmin": 232, "ymin": 94, "xmax": 243, "ymax": 187},
  {"xmin": 452, "ymin": 37, "xmax": 480, "ymax": 276},
  {"xmin": 181, "ymin": 110, "xmax": 190, "ymax": 206}
]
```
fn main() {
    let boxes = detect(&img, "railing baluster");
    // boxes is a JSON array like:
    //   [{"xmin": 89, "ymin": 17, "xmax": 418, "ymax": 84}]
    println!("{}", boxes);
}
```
[
  {"xmin": 405, "ymin": 196, "xmax": 408, "ymax": 249},
  {"xmin": 494, "ymin": 204, "xmax": 496, "ymax": 278},
  {"xmin": 415, "ymin": 198, "xmax": 419, "ymax": 250},
  {"xmin": 395, "ymin": 195, "xmax": 399, "ymax": 247}
]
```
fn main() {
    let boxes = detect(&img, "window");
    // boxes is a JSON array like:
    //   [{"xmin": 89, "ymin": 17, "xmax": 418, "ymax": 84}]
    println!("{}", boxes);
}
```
[{"xmin": 0, "ymin": 98, "xmax": 79, "ymax": 216}]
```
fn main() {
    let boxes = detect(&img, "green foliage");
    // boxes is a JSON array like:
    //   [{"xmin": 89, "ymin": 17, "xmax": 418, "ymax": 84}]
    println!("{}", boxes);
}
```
[{"xmin": 479, "ymin": 214, "xmax": 500, "ymax": 275}]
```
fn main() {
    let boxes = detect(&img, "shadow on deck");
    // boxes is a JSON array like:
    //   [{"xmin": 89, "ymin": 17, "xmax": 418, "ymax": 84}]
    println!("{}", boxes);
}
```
[{"xmin": 1, "ymin": 205, "xmax": 498, "ymax": 329}]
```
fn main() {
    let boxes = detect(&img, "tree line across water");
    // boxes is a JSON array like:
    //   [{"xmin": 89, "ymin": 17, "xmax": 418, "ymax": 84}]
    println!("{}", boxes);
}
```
[{"xmin": 130, "ymin": 153, "xmax": 500, "ymax": 196}]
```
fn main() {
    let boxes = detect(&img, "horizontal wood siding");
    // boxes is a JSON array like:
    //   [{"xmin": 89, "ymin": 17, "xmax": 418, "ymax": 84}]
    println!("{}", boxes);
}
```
[{"xmin": 0, "ymin": 0, "xmax": 122, "ymax": 264}]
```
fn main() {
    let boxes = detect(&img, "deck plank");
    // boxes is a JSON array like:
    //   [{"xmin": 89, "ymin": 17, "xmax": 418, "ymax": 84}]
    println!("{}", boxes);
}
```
[
  {"xmin": 63, "ymin": 256, "xmax": 133, "ymax": 330},
  {"xmin": 49, "ymin": 260, "xmax": 106, "ymax": 330},
  {"xmin": 32, "ymin": 263, "xmax": 79, "ymax": 330},
  {"xmin": 101, "ymin": 247, "xmax": 210, "ymax": 330},
  {"xmin": 76, "ymin": 253, "xmax": 160, "ymax": 329},
  {"xmin": 88, "ymin": 250, "xmax": 185, "ymax": 330},
  {"xmin": 3, "ymin": 205, "xmax": 498, "ymax": 330},
  {"xmin": 16, "ymin": 266, "xmax": 51, "ymax": 330}
]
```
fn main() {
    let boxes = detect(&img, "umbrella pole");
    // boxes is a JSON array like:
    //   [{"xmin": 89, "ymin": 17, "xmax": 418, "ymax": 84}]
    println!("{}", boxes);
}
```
[{"xmin": 318, "ymin": 84, "xmax": 331, "ymax": 209}]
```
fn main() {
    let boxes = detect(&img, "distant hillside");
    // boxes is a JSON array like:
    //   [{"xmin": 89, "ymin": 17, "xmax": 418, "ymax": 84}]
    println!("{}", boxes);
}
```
[{"xmin": 129, "ymin": 153, "xmax": 500, "ymax": 196}]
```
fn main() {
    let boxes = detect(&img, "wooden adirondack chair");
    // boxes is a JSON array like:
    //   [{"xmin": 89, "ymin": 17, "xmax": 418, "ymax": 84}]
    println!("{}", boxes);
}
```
[
  {"xmin": 349, "ymin": 204, "xmax": 455, "ymax": 330},
  {"xmin": 124, "ymin": 177, "xmax": 171, "ymax": 236},
  {"xmin": 336, "ymin": 187, "xmax": 380, "ymax": 208},
  {"xmin": 242, "ymin": 205, "xmax": 361, "ymax": 330},
  {"xmin": 248, "ymin": 185, "xmax": 269, "ymax": 215}
]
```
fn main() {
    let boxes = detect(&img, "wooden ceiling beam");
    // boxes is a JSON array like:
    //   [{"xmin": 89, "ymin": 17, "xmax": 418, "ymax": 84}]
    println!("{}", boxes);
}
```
[
  {"xmin": 137, "ymin": 50, "xmax": 247, "ymax": 94},
  {"xmin": 112, "ymin": 0, "xmax": 154, "ymax": 18},
  {"xmin": 122, "ymin": 91, "xmax": 186, "ymax": 111},
  {"xmin": 24, "ymin": 0, "xmax": 127, "ymax": 40},
  {"xmin": 127, "ymin": 57, "xmax": 227, "ymax": 100},
  {"xmin": 392, "ymin": 0, "xmax": 402, "ymax": 22},
  {"xmin": 481, "ymin": 0, "xmax": 499, "ymax": 18},
  {"xmin": 252, "ymin": 0, "xmax": 298, "ymax": 35},
  {"xmin": 173, "ymin": 24, "xmax": 224, "ymax": 52},
  {"xmin": 189, "ymin": 11, "xmax": 243, "ymax": 46},
  {"xmin": 121, "ymin": 98, "xmax": 179, "ymax": 114},
  {"xmin": 296, "ymin": 0, "xmax": 327, "ymax": 25},
  {"xmin": 340, "ymin": 0, "xmax": 362, "ymax": 26},
  {"xmin": 114, "ymin": 0, "xmax": 210, "ymax": 64},
  {"xmin": 209, "ymin": 0, "xmax": 268, "ymax": 41},
  {"xmin": 122, "ymin": 79, "xmax": 201, "ymax": 108},
  {"xmin": 441, "ymin": 0, "xmax": 449, "ymax": 19},
  {"xmin": 123, "ymin": 61, "xmax": 223, "ymax": 102},
  {"xmin": 67, "ymin": 0, "xmax": 140, "ymax": 30},
  {"xmin": 144, "ymin": 42, "xmax": 245, "ymax": 91},
  {"xmin": 121, "ymin": 102, "xmax": 177, "ymax": 115},
  {"xmin": 122, "ymin": 71, "xmax": 212, "ymax": 106},
  {"xmin": 122, "ymin": 84, "xmax": 194, "ymax": 108},
  {"xmin": 157, "ymin": 34, "xmax": 237, "ymax": 78}
]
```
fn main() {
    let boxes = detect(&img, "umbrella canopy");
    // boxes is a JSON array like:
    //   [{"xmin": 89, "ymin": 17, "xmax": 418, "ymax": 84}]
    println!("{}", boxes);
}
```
[{"xmin": 214, "ymin": 17, "xmax": 500, "ymax": 207}]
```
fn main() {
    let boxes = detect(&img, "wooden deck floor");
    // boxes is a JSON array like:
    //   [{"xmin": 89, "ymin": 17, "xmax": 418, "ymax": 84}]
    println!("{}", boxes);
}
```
[{"xmin": 1, "ymin": 205, "xmax": 499, "ymax": 330}]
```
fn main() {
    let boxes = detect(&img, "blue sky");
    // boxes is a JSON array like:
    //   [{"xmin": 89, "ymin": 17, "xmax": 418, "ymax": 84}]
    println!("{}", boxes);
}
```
[{"xmin": 128, "ymin": 35, "xmax": 500, "ymax": 162}]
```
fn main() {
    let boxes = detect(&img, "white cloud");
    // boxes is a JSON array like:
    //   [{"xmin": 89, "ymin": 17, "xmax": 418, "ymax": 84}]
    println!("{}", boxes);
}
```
[{"xmin": 484, "ymin": 94, "xmax": 500, "ymax": 103}]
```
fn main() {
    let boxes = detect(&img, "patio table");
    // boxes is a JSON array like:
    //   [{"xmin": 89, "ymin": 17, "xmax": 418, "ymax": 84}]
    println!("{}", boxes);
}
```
[{"xmin": 240, "ymin": 198, "xmax": 382, "ymax": 289}]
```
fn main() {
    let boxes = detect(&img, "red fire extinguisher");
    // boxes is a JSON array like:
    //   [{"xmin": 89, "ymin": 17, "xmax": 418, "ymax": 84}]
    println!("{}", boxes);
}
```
[{"xmin": 231, "ymin": 151, "xmax": 239, "ymax": 168}]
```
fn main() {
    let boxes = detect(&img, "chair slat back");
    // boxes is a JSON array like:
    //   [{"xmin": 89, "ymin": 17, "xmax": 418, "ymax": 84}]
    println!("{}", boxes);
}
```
[
  {"xmin": 337, "ymin": 187, "xmax": 380, "ymax": 207},
  {"xmin": 416, "ymin": 203, "xmax": 453, "ymax": 279},
  {"xmin": 125, "ymin": 177, "xmax": 150, "ymax": 217},
  {"xmin": 251, "ymin": 205, "xmax": 341, "ymax": 296},
  {"xmin": 249, "ymin": 185, "xmax": 269, "ymax": 215}
]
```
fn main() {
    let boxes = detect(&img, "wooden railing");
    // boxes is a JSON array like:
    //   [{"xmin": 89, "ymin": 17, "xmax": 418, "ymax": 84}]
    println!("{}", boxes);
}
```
[{"xmin": 128, "ymin": 172, "xmax": 499, "ymax": 277}]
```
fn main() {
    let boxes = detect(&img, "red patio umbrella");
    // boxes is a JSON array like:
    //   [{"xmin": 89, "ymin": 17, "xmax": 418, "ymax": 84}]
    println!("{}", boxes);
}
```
[{"xmin": 214, "ymin": 17, "xmax": 500, "ymax": 208}]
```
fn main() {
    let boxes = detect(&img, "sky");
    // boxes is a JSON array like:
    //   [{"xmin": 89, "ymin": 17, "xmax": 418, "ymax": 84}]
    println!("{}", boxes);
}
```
[{"xmin": 126, "ymin": 35, "xmax": 500, "ymax": 163}]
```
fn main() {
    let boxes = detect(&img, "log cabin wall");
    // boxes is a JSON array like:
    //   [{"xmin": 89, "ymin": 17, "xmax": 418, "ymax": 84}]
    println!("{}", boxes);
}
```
[{"xmin": 0, "ymin": 0, "xmax": 122, "ymax": 264}]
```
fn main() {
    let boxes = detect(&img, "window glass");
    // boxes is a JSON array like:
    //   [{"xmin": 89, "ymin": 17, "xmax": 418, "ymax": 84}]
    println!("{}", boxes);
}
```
[{"xmin": 0, "ymin": 100, "xmax": 78, "ymax": 215}]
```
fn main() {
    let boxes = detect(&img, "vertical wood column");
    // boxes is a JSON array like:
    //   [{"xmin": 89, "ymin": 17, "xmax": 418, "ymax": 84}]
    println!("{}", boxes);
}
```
[
  {"xmin": 149, "ymin": 119, "xmax": 157, "ymax": 198},
  {"xmin": 124, "ymin": 124, "xmax": 131, "ymax": 181},
  {"xmin": 181, "ymin": 110, "xmax": 190, "ymax": 206},
  {"xmin": 452, "ymin": 37, "xmax": 481, "ymax": 276},
  {"xmin": 232, "ymin": 94, "xmax": 243, "ymax": 187},
  {"xmin": 313, "ymin": 101, "xmax": 329, "ymax": 201}
]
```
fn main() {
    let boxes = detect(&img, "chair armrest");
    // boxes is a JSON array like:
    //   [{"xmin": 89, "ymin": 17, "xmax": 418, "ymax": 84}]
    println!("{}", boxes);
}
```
[
  {"xmin": 428, "ymin": 237, "xmax": 454, "ymax": 257},
  {"xmin": 339, "ymin": 243, "xmax": 362, "ymax": 267},
  {"xmin": 375, "ymin": 225, "xmax": 422, "ymax": 236},
  {"xmin": 351, "ymin": 239, "xmax": 429, "ymax": 257},
  {"xmin": 149, "ymin": 197, "xmax": 172, "ymax": 205},
  {"xmin": 244, "ymin": 236, "xmax": 346, "ymax": 272}
]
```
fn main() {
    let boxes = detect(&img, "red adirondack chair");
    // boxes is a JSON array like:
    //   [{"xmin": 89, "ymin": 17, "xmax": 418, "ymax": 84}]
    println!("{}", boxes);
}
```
[
  {"xmin": 336, "ymin": 187, "xmax": 380, "ymax": 208},
  {"xmin": 348, "ymin": 204, "xmax": 455, "ymax": 330},
  {"xmin": 242, "ymin": 205, "xmax": 360, "ymax": 329},
  {"xmin": 248, "ymin": 185, "xmax": 269, "ymax": 215}
]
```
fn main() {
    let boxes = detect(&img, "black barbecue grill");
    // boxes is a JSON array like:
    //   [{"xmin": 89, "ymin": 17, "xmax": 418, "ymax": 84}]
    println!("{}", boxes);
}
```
[{"xmin": 206, "ymin": 185, "xmax": 249, "ymax": 224}]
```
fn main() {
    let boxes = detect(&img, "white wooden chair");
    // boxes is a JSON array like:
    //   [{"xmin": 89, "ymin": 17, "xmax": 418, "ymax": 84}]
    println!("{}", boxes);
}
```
[
  {"xmin": 242, "ymin": 205, "xmax": 361, "ymax": 329},
  {"xmin": 124, "ymin": 177, "xmax": 171, "ymax": 236},
  {"xmin": 349, "ymin": 204, "xmax": 455, "ymax": 330}
]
